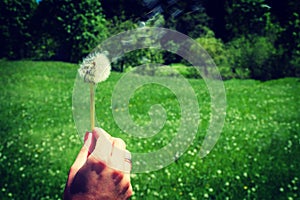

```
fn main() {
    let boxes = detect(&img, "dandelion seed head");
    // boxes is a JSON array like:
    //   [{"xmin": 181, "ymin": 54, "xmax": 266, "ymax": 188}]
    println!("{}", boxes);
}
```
[{"xmin": 79, "ymin": 52, "xmax": 111, "ymax": 84}]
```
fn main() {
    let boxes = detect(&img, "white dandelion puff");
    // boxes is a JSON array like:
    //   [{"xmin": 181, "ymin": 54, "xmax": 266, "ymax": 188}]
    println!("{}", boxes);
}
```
[{"xmin": 79, "ymin": 52, "xmax": 111, "ymax": 84}]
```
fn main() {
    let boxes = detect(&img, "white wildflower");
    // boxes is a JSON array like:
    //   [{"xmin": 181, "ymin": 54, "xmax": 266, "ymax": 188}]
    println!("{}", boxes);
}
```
[{"xmin": 79, "ymin": 52, "xmax": 111, "ymax": 84}]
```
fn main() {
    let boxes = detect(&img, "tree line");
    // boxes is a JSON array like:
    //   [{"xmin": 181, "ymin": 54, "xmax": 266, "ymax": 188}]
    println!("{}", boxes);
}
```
[{"xmin": 0, "ymin": 0, "xmax": 299, "ymax": 80}]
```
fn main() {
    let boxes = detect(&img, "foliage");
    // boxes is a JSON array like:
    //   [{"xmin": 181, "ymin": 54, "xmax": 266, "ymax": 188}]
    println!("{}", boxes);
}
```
[
  {"xmin": 195, "ymin": 28, "xmax": 234, "ymax": 79},
  {"xmin": 279, "ymin": 10, "xmax": 300, "ymax": 78},
  {"xmin": 29, "ymin": 33, "xmax": 59, "ymax": 61},
  {"xmin": 193, "ymin": 28, "xmax": 279, "ymax": 80},
  {"xmin": 223, "ymin": 0, "xmax": 300, "ymax": 79},
  {"xmin": 164, "ymin": 0, "xmax": 209, "ymax": 39},
  {"xmin": 111, "ymin": 48, "xmax": 164, "ymax": 73},
  {"xmin": 0, "ymin": 61, "xmax": 299, "ymax": 199},
  {"xmin": 170, "ymin": 63, "xmax": 201, "ymax": 79},
  {"xmin": 107, "ymin": 15, "xmax": 137, "ymax": 36},
  {"xmin": 106, "ymin": 16, "xmax": 164, "ymax": 72},
  {"xmin": 33, "ymin": 0, "xmax": 109, "ymax": 62},
  {"xmin": 226, "ymin": 35, "xmax": 277, "ymax": 80},
  {"xmin": 0, "ymin": 0, "xmax": 299, "ymax": 80},
  {"xmin": 224, "ymin": 0, "xmax": 270, "ymax": 40},
  {"xmin": 101, "ymin": 0, "xmax": 145, "ymax": 22},
  {"xmin": 0, "ymin": 0, "xmax": 37, "ymax": 59}
]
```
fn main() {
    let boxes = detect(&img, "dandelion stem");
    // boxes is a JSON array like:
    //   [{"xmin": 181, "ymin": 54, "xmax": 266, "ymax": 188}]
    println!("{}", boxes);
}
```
[{"xmin": 90, "ymin": 83, "xmax": 95, "ymax": 131}]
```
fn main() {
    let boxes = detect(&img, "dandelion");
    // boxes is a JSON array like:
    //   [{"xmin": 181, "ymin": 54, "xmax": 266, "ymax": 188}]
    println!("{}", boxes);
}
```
[{"xmin": 78, "ymin": 52, "xmax": 111, "ymax": 130}]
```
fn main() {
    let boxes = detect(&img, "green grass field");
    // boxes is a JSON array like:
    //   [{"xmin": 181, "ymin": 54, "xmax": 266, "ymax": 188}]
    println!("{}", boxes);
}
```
[{"xmin": 0, "ymin": 60, "xmax": 299, "ymax": 200}]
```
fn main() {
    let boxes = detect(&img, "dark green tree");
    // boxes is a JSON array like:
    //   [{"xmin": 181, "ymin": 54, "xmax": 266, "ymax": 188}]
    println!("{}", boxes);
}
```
[
  {"xmin": 0, "ymin": 0, "xmax": 37, "ymax": 59},
  {"xmin": 267, "ymin": 0, "xmax": 300, "ymax": 77},
  {"xmin": 34, "ymin": 0, "xmax": 108, "ymax": 62},
  {"xmin": 224, "ymin": 0, "xmax": 272, "ymax": 40},
  {"xmin": 102, "ymin": 0, "xmax": 146, "ymax": 22},
  {"xmin": 163, "ymin": 0, "xmax": 209, "ymax": 38}
]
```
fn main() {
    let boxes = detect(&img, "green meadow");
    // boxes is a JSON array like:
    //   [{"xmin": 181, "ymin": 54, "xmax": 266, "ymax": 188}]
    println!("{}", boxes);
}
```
[{"xmin": 0, "ymin": 60, "xmax": 299, "ymax": 199}]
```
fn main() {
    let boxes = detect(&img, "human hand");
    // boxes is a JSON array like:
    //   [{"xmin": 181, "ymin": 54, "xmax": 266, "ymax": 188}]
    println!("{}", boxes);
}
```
[{"xmin": 64, "ymin": 127, "xmax": 133, "ymax": 200}]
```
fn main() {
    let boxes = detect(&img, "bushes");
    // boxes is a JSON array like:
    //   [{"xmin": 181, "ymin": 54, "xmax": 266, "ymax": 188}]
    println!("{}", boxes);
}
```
[
  {"xmin": 107, "ymin": 17, "xmax": 165, "ymax": 73},
  {"xmin": 226, "ymin": 36, "xmax": 276, "ymax": 80},
  {"xmin": 194, "ymin": 28, "xmax": 233, "ymax": 79},
  {"xmin": 114, "ymin": 48, "xmax": 164, "ymax": 73},
  {"xmin": 193, "ymin": 28, "xmax": 281, "ymax": 80}
]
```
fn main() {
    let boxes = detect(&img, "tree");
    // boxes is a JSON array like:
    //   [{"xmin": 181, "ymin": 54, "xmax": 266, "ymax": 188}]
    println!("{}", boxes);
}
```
[
  {"xmin": 267, "ymin": 0, "xmax": 300, "ymax": 77},
  {"xmin": 101, "ymin": 0, "xmax": 146, "ymax": 22},
  {"xmin": 34, "ymin": 0, "xmax": 108, "ymax": 62},
  {"xmin": 161, "ymin": 0, "xmax": 209, "ymax": 38},
  {"xmin": 0, "ymin": 0, "xmax": 37, "ymax": 59},
  {"xmin": 224, "ymin": 0, "xmax": 270, "ymax": 40}
]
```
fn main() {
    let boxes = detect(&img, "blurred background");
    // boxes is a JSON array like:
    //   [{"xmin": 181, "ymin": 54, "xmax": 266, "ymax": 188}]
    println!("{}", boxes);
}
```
[
  {"xmin": 0, "ymin": 0, "xmax": 299, "ymax": 199},
  {"xmin": 0, "ymin": 0, "xmax": 299, "ymax": 80}
]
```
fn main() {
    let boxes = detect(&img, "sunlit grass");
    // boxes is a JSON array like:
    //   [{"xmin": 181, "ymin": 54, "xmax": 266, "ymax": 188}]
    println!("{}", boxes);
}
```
[{"xmin": 0, "ymin": 60, "xmax": 299, "ymax": 199}]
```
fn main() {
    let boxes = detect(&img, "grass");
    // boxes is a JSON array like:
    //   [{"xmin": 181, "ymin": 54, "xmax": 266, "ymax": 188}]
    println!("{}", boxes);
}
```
[{"xmin": 0, "ymin": 60, "xmax": 299, "ymax": 199}]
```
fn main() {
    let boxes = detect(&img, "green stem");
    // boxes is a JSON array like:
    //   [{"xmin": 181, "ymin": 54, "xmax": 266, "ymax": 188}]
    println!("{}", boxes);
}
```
[{"xmin": 90, "ymin": 83, "xmax": 95, "ymax": 131}]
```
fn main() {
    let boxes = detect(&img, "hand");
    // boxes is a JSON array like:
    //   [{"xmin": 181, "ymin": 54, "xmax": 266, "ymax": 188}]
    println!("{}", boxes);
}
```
[{"xmin": 64, "ymin": 128, "xmax": 133, "ymax": 200}]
